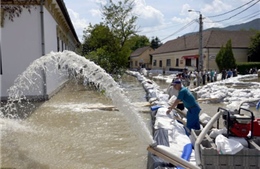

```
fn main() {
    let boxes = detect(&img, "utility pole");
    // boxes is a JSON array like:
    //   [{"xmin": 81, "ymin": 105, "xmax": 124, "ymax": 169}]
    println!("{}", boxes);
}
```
[
  {"xmin": 188, "ymin": 10, "xmax": 203, "ymax": 86},
  {"xmin": 199, "ymin": 13, "xmax": 203, "ymax": 72}
]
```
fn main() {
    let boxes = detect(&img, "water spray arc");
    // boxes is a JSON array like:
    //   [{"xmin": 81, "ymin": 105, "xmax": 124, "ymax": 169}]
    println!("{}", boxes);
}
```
[{"xmin": 0, "ymin": 50, "xmax": 153, "ymax": 144}]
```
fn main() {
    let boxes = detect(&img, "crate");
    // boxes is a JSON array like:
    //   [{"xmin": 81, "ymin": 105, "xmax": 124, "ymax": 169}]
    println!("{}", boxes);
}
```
[{"xmin": 191, "ymin": 130, "xmax": 260, "ymax": 169}]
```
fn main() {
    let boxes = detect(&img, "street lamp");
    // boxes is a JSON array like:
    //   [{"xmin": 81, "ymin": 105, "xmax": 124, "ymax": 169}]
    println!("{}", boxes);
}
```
[{"xmin": 188, "ymin": 10, "xmax": 203, "ymax": 73}]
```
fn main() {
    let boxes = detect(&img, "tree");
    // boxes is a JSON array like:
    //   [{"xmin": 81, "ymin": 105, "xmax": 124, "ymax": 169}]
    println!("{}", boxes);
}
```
[
  {"xmin": 215, "ymin": 39, "xmax": 236, "ymax": 71},
  {"xmin": 151, "ymin": 37, "xmax": 162, "ymax": 49},
  {"xmin": 1, "ymin": 0, "xmax": 39, "ymax": 22},
  {"xmin": 248, "ymin": 31, "xmax": 260, "ymax": 62},
  {"xmin": 102, "ymin": 0, "xmax": 138, "ymax": 48},
  {"xmin": 215, "ymin": 45, "xmax": 225, "ymax": 71},
  {"xmin": 223, "ymin": 39, "xmax": 236, "ymax": 69},
  {"xmin": 81, "ymin": 0, "xmax": 139, "ymax": 74},
  {"xmin": 82, "ymin": 23, "xmax": 122, "ymax": 73},
  {"xmin": 128, "ymin": 35, "xmax": 150, "ymax": 51}
]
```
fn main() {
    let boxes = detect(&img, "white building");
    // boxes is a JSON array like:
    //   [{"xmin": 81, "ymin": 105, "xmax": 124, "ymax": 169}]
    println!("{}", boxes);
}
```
[{"xmin": 0, "ymin": 0, "xmax": 80, "ymax": 101}]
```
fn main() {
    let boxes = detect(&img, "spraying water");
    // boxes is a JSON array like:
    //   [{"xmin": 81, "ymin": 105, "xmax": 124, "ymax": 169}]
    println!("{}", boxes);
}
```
[{"xmin": 0, "ymin": 50, "xmax": 153, "ymax": 144}]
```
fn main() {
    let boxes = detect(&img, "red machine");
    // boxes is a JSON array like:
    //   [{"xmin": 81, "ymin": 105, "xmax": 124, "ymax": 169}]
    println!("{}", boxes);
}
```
[
  {"xmin": 252, "ymin": 118, "xmax": 260, "ymax": 136},
  {"xmin": 219, "ymin": 107, "xmax": 255, "ymax": 138}
]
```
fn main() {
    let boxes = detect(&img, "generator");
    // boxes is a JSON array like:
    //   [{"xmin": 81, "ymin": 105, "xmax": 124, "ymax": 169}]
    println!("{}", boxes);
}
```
[{"xmin": 218, "ymin": 107, "xmax": 255, "ymax": 138}]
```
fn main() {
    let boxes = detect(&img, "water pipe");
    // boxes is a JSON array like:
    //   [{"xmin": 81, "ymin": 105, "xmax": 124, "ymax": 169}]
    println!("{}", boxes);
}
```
[
  {"xmin": 40, "ymin": 0, "xmax": 47, "ymax": 100},
  {"xmin": 147, "ymin": 144, "xmax": 200, "ymax": 169},
  {"xmin": 194, "ymin": 111, "xmax": 223, "ymax": 167}
]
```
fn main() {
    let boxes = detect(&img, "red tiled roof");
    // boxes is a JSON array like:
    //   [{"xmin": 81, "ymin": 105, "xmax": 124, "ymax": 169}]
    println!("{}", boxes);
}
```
[{"xmin": 152, "ymin": 30, "xmax": 255, "ymax": 55}]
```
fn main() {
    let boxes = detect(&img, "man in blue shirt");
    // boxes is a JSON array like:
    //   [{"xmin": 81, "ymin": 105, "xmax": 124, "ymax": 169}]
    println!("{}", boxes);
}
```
[{"xmin": 166, "ymin": 79, "xmax": 201, "ymax": 131}]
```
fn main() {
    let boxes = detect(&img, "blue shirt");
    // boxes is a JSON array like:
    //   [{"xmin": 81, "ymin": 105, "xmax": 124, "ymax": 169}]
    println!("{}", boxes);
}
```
[{"xmin": 177, "ymin": 87, "xmax": 198, "ymax": 109}]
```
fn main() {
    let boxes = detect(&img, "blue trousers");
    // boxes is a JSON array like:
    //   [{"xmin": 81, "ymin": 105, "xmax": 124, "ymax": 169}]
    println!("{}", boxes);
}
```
[{"xmin": 186, "ymin": 106, "xmax": 201, "ymax": 131}]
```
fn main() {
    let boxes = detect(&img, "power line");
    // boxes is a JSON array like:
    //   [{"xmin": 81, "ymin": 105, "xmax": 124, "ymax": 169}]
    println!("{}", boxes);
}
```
[
  {"xmin": 208, "ymin": 0, "xmax": 257, "ymax": 18},
  {"xmin": 139, "ymin": 22, "xmax": 190, "ymax": 34},
  {"xmin": 227, "ymin": 11, "xmax": 260, "ymax": 25},
  {"xmin": 211, "ymin": 0, "xmax": 260, "ymax": 23},
  {"xmin": 160, "ymin": 19, "xmax": 196, "ymax": 41}
]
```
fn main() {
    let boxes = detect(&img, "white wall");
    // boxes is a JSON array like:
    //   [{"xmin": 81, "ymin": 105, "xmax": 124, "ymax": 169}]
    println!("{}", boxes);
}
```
[
  {"xmin": 1, "ymin": 6, "xmax": 69, "ymax": 100},
  {"xmin": 43, "ymin": 7, "xmax": 58, "ymax": 53},
  {"xmin": 43, "ymin": 7, "xmax": 68, "ymax": 96},
  {"xmin": 1, "ymin": 7, "xmax": 42, "ymax": 98}
]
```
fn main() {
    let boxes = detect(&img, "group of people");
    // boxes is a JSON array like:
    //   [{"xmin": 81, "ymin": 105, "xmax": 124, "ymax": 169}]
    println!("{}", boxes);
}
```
[
  {"xmin": 176, "ymin": 69, "xmax": 218, "ymax": 86},
  {"xmin": 221, "ymin": 68, "xmax": 237, "ymax": 80},
  {"xmin": 247, "ymin": 67, "xmax": 258, "ymax": 74}
]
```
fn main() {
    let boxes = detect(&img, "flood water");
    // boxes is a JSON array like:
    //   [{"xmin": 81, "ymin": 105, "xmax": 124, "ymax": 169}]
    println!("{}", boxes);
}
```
[
  {"xmin": 1, "ymin": 74, "xmax": 260, "ymax": 169},
  {"xmin": 1, "ymin": 75, "xmax": 150, "ymax": 169}
]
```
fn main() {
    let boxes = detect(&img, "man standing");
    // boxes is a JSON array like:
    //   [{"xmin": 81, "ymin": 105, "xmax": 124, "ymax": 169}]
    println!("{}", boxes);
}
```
[{"xmin": 166, "ymin": 79, "xmax": 201, "ymax": 131}]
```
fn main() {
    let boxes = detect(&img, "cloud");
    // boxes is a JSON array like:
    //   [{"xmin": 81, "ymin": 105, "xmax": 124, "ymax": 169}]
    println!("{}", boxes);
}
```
[
  {"xmin": 90, "ymin": 0, "xmax": 106, "ymax": 6},
  {"xmin": 67, "ymin": 8, "xmax": 89, "ymax": 42},
  {"xmin": 90, "ymin": 9, "xmax": 101, "ymax": 17},
  {"xmin": 133, "ymin": 0, "xmax": 165, "ymax": 28},
  {"xmin": 202, "ymin": 0, "xmax": 232, "ymax": 14},
  {"xmin": 180, "ymin": 4, "xmax": 192, "ymax": 16}
]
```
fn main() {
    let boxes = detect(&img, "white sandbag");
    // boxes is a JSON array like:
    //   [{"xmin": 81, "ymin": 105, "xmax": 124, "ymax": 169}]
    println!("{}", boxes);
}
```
[
  {"xmin": 215, "ymin": 134, "xmax": 243, "ymax": 154},
  {"xmin": 199, "ymin": 113, "xmax": 211, "ymax": 124},
  {"xmin": 209, "ymin": 128, "xmax": 227, "ymax": 138},
  {"xmin": 168, "ymin": 95, "xmax": 177, "ymax": 105}
]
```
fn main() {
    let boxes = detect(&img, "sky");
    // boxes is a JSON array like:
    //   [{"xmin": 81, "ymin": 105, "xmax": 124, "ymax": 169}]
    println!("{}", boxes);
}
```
[{"xmin": 63, "ymin": 0, "xmax": 260, "ymax": 43}]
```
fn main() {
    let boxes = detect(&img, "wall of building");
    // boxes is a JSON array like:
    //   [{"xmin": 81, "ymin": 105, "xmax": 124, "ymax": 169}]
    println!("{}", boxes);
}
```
[
  {"xmin": 1, "ymin": 7, "xmax": 42, "ymax": 98},
  {"xmin": 152, "ymin": 47, "xmax": 249, "ymax": 73},
  {"xmin": 130, "ymin": 48, "xmax": 153, "ymax": 69},
  {"xmin": 43, "ymin": 7, "xmax": 68, "ymax": 97},
  {"xmin": 205, "ymin": 48, "xmax": 248, "ymax": 72},
  {"xmin": 44, "ymin": 7, "xmax": 58, "ymax": 53},
  {"xmin": 1, "ymin": 4, "xmax": 76, "ymax": 100},
  {"xmin": 152, "ymin": 49, "xmax": 199, "ymax": 71}
]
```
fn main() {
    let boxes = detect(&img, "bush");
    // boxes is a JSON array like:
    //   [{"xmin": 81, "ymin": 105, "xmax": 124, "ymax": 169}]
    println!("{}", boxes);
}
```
[{"xmin": 236, "ymin": 62, "xmax": 260, "ymax": 74}]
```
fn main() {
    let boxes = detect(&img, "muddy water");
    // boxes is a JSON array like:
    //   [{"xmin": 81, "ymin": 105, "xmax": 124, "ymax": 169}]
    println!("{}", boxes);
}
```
[
  {"xmin": 1, "ymin": 74, "xmax": 259, "ymax": 169},
  {"xmin": 1, "ymin": 76, "xmax": 150, "ymax": 169}
]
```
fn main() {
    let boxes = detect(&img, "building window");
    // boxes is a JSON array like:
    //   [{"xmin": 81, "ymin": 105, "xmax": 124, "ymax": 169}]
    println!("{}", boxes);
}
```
[
  {"xmin": 153, "ymin": 60, "xmax": 157, "ymax": 66},
  {"xmin": 176, "ymin": 58, "xmax": 179, "ymax": 66},
  {"xmin": 185, "ymin": 59, "xmax": 192, "ymax": 66},
  {"xmin": 57, "ymin": 37, "xmax": 60, "ymax": 52},
  {"xmin": 159, "ymin": 60, "xmax": 162, "ymax": 67},
  {"xmin": 62, "ymin": 41, "xmax": 64, "ymax": 51},
  {"xmin": 135, "ymin": 61, "xmax": 138, "ymax": 66},
  {"xmin": 166, "ymin": 59, "xmax": 171, "ymax": 66}
]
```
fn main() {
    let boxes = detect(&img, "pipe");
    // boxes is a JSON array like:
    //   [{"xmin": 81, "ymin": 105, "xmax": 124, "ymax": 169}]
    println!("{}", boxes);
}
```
[
  {"xmin": 40, "ymin": 0, "xmax": 47, "ymax": 100},
  {"xmin": 0, "ymin": 41, "xmax": 2, "ymax": 75},
  {"xmin": 194, "ymin": 111, "xmax": 223, "ymax": 167},
  {"xmin": 147, "ymin": 145, "xmax": 200, "ymax": 169}
]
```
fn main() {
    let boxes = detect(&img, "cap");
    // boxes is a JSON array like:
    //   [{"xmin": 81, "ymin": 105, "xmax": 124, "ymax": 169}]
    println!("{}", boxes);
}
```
[{"xmin": 171, "ymin": 79, "xmax": 181, "ymax": 85}]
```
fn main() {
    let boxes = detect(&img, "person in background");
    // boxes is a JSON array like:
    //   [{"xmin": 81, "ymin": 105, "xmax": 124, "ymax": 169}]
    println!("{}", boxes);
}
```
[
  {"xmin": 202, "ymin": 70, "xmax": 206, "ymax": 85},
  {"xmin": 166, "ymin": 78, "xmax": 184, "ymax": 110},
  {"xmin": 227, "ymin": 69, "xmax": 233, "ymax": 78},
  {"xmin": 214, "ymin": 69, "xmax": 217, "ymax": 82},
  {"xmin": 210, "ymin": 69, "xmax": 214, "ymax": 82},
  {"xmin": 232, "ymin": 68, "xmax": 237, "ymax": 77},
  {"xmin": 221, "ymin": 69, "xmax": 226, "ymax": 80},
  {"xmin": 166, "ymin": 79, "xmax": 201, "ymax": 132}
]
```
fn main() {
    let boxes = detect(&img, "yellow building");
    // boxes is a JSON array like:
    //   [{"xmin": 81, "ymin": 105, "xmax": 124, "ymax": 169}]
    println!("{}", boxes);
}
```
[{"xmin": 130, "ymin": 46, "xmax": 154, "ymax": 70}]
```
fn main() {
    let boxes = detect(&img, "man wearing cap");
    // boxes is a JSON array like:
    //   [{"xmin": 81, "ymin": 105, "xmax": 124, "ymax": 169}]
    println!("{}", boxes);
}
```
[{"xmin": 166, "ymin": 79, "xmax": 201, "ymax": 131}]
